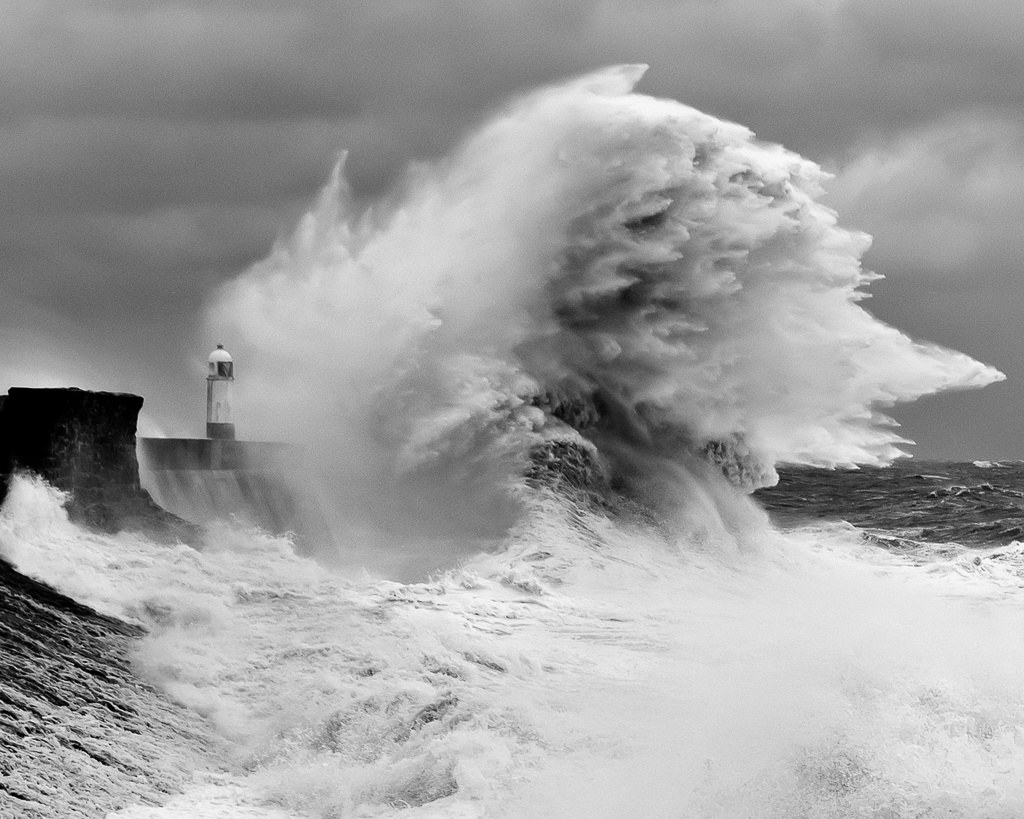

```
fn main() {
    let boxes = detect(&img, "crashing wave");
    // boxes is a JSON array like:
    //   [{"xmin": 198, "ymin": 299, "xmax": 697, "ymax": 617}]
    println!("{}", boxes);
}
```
[{"xmin": 207, "ymin": 65, "xmax": 1002, "ymax": 559}]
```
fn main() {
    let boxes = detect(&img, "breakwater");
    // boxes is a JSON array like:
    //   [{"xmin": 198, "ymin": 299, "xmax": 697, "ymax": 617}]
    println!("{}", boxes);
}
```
[{"xmin": 138, "ymin": 437, "xmax": 323, "ymax": 541}]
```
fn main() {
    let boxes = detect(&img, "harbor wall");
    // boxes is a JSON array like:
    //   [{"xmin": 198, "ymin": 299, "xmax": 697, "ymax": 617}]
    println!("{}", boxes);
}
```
[{"xmin": 137, "ymin": 437, "xmax": 327, "ymax": 545}]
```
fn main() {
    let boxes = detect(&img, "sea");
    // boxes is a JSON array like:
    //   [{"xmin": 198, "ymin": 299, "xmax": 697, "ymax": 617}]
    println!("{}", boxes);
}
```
[
  {"xmin": 2, "ymin": 460, "xmax": 1024, "ymax": 818},
  {"xmin": 5, "ymin": 64, "xmax": 1023, "ymax": 818}
]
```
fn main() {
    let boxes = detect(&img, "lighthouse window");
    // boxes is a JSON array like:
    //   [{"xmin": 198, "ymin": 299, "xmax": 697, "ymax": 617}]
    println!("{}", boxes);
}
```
[{"xmin": 217, "ymin": 362, "xmax": 233, "ymax": 378}]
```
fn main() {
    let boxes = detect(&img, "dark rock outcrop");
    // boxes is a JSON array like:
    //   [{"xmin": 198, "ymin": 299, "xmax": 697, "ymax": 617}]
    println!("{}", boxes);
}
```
[
  {"xmin": 0, "ymin": 388, "xmax": 197, "ymax": 542},
  {"xmin": 699, "ymin": 435, "xmax": 778, "ymax": 492},
  {"xmin": 530, "ymin": 383, "xmax": 777, "ymax": 495},
  {"xmin": 526, "ymin": 437, "xmax": 610, "ymax": 502}
]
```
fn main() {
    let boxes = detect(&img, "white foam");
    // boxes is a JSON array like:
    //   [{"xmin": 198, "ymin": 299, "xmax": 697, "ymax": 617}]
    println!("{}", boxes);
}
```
[
  {"xmin": 5, "ymin": 66, "xmax": 1013, "ymax": 818},
  {"xmin": 205, "ymin": 66, "xmax": 1001, "ymax": 572},
  {"xmin": 5, "ymin": 476, "xmax": 1024, "ymax": 818}
]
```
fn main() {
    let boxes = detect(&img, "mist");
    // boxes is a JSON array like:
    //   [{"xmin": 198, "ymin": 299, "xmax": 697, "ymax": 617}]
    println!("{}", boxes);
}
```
[{"xmin": 206, "ymin": 65, "xmax": 1002, "ymax": 574}]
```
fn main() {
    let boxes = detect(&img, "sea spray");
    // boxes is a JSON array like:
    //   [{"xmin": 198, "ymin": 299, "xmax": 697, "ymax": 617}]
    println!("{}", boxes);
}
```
[
  {"xmin": 0, "ymin": 477, "xmax": 228, "ymax": 817},
  {"xmin": 3, "ymin": 65, "xmax": 1017, "ymax": 818},
  {"xmin": 5, "ymin": 474, "xmax": 1024, "ymax": 818},
  {"xmin": 207, "ymin": 65, "xmax": 1001, "ymax": 575}
]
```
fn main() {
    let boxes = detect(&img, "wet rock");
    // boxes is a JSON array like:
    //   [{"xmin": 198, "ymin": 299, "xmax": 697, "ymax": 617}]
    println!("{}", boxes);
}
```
[
  {"xmin": 0, "ymin": 558, "xmax": 223, "ymax": 817},
  {"xmin": 699, "ymin": 435, "xmax": 778, "ymax": 492},
  {"xmin": 0, "ymin": 387, "xmax": 197, "ymax": 543},
  {"xmin": 526, "ymin": 437, "xmax": 609, "ymax": 500}
]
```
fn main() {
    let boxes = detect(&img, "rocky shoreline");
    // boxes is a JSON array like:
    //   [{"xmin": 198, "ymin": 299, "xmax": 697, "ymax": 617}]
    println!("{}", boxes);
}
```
[
  {"xmin": 0, "ymin": 388, "xmax": 199, "ymax": 544},
  {"xmin": 0, "ymin": 553, "xmax": 225, "ymax": 818},
  {"xmin": 0, "ymin": 387, "xmax": 219, "ymax": 816}
]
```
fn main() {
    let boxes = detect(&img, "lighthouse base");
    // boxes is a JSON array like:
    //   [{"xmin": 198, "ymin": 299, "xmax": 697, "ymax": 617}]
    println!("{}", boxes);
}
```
[{"xmin": 206, "ymin": 422, "xmax": 236, "ymax": 440}]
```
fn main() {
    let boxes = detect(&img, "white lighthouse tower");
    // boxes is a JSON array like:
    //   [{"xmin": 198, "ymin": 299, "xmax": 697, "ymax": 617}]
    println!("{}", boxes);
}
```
[{"xmin": 206, "ymin": 344, "xmax": 235, "ymax": 440}]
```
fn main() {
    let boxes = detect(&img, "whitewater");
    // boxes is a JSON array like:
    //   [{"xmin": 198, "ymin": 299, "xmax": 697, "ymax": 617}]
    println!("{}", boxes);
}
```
[{"xmin": 3, "ymin": 66, "xmax": 1024, "ymax": 817}]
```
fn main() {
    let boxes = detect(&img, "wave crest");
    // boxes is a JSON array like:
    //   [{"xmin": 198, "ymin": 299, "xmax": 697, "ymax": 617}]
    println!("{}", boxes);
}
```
[{"xmin": 207, "ymin": 66, "xmax": 1002, "ymax": 556}]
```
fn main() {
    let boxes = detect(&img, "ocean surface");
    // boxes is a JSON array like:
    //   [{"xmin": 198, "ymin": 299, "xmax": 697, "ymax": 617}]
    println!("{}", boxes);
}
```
[
  {"xmin": 5, "ymin": 66, "xmax": 1021, "ymax": 818},
  {"xmin": 3, "ymin": 461, "xmax": 1024, "ymax": 818}
]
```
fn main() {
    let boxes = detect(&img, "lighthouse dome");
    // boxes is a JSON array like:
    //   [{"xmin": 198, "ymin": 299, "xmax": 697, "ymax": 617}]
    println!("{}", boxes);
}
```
[
  {"xmin": 208, "ymin": 344, "xmax": 233, "ymax": 364},
  {"xmin": 208, "ymin": 344, "xmax": 234, "ymax": 379}
]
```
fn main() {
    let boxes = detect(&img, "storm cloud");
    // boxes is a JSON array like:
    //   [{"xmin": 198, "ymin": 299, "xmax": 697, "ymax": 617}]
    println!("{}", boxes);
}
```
[{"xmin": 3, "ymin": 0, "xmax": 1023, "ymax": 453}]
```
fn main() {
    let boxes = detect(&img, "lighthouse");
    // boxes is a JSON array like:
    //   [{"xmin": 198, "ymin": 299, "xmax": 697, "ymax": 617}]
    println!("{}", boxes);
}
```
[{"xmin": 206, "ymin": 344, "xmax": 236, "ymax": 440}]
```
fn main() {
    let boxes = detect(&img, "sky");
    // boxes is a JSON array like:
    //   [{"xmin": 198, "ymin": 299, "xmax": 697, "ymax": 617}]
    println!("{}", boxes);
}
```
[{"xmin": 2, "ymin": 0, "xmax": 1023, "ymax": 459}]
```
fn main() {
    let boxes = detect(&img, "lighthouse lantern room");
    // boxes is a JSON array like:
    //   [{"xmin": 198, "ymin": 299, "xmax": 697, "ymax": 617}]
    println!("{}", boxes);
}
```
[{"xmin": 206, "ymin": 344, "xmax": 236, "ymax": 440}]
